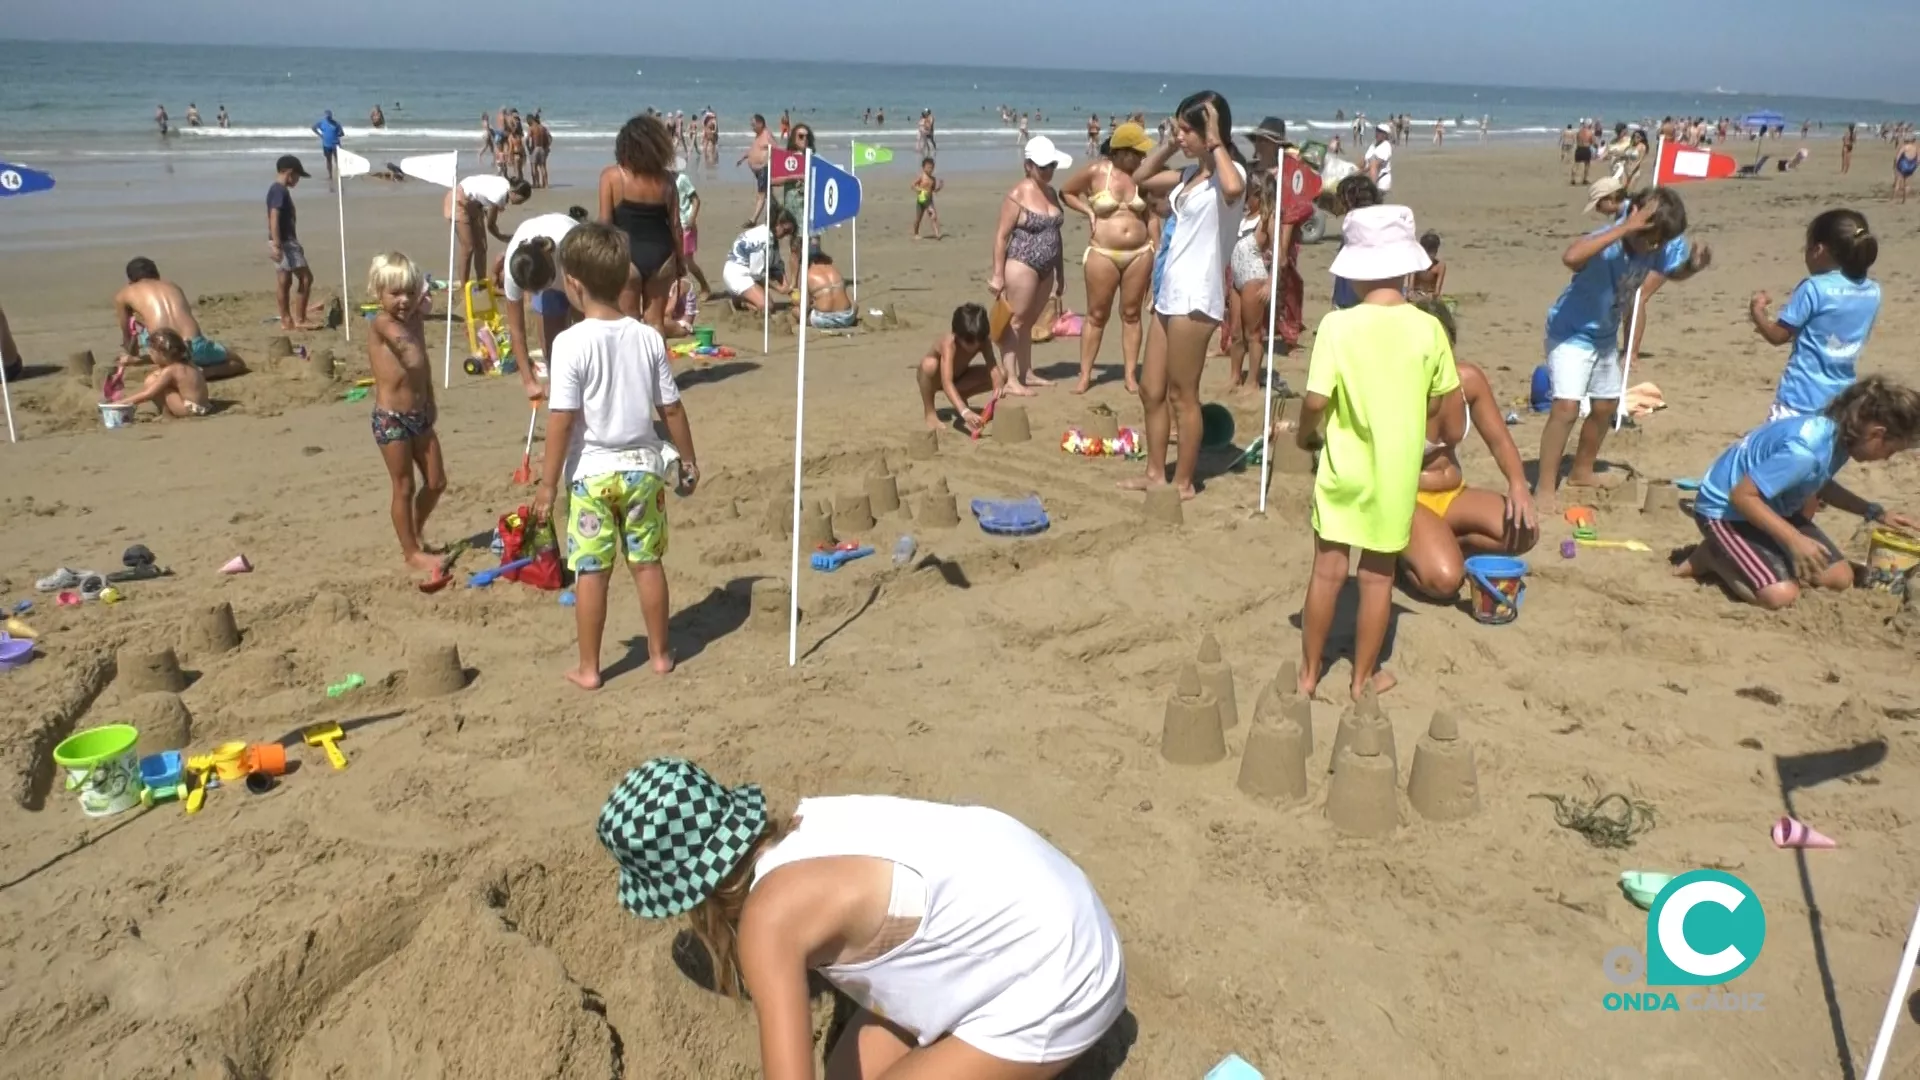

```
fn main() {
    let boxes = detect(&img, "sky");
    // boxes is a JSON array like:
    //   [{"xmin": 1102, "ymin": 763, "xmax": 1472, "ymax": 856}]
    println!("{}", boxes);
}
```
[{"xmin": 8, "ymin": 0, "xmax": 1919, "ymax": 105}]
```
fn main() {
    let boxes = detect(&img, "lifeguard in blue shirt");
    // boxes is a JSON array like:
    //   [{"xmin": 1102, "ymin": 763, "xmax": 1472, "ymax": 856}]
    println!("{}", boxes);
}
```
[
  {"xmin": 1749, "ymin": 208, "xmax": 1880, "ymax": 419},
  {"xmin": 311, "ymin": 110, "xmax": 346, "ymax": 188}
]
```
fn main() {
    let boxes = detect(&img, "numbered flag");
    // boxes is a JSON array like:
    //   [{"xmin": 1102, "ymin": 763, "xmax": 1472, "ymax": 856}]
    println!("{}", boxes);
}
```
[
  {"xmin": 770, "ymin": 149, "xmax": 806, "ymax": 183},
  {"xmin": 1278, "ymin": 156, "xmax": 1321, "ymax": 222},
  {"xmin": 1655, "ymin": 140, "xmax": 1738, "ymax": 184},
  {"xmin": 0, "ymin": 162, "xmax": 55, "ymax": 198},
  {"xmin": 851, "ymin": 142, "xmax": 894, "ymax": 167},
  {"xmin": 807, "ymin": 155, "xmax": 863, "ymax": 230},
  {"xmin": 400, "ymin": 151, "xmax": 458, "ymax": 188},
  {"xmin": 336, "ymin": 147, "xmax": 373, "ymax": 179}
]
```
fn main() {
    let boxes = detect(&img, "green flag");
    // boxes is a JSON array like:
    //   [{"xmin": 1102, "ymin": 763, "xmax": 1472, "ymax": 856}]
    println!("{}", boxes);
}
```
[{"xmin": 851, "ymin": 142, "xmax": 894, "ymax": 167}]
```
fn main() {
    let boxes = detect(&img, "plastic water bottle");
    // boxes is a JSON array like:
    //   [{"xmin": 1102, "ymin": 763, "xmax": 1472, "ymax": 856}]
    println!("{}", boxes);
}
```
[{"xmin": 891, "ymin": 535, "xmax": 917, "ymax": 565}]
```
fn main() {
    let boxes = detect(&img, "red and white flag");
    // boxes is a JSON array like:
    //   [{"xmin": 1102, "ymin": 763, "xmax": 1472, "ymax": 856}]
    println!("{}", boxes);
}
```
[
  {"xmin": 769, "ymin": 149, "xmax": 805, "ymax": 183},
  {"xmin": 1655, "ymin": 140, "xmax": 1739, "ymax": 184}
]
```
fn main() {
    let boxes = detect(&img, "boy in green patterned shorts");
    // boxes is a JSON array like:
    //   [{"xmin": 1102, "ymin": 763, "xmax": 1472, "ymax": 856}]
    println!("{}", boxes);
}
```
[{"xmin": 534, "ymin": 223, "xmax": 700, "ymax": 687}]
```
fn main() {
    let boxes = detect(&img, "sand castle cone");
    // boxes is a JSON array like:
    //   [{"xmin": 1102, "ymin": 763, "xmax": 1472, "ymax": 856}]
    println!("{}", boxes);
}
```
[
  {"xmin": 1640, "ymin": 480, "xmax": 1681, "ymax": 515},
  {"xmin": 1161, "ymin": 662, "xmax": 1227, "ymax": 765},
  {"xmin": 1406, "ymin": 710, "xmax": 1481, "ymax": 822},
  {"xmin": 748, "ymin": 579, "xmax": 791, "ymax": 632},
  {"xmin": 305, "ymin": 347, "xmax": 337, "ymax": 381},
  {"xmin": 1326, "ymin": 722, "xmax": 1400, "ymax": 837},
  {"xmin": 864, "ymin": 466, "xmax": 901, "ymax": 516},
  {"xmin": 1772, "ymin": 816, "xmax": 1837, "ymax": 849},
  {"xmin": 116, "ymin": 646, "xmax": 187, "ymax": 694},
  {"xmin": 130, "ymin": 692, "xmax": 195, "ymax": 755},
  {"xmin": 994, "ymin": 404, "xmax": 1033, "ymax": 444},
  {"xmin": 408, "ymin": 643, "xmax": 467, "ymax": 698},
  {"xmin": 307, "ymin": 590, "xmax": 354, "ymax": 629},
  {"xmin": 186, "ymin": 601, "xmax": 243, "ymax": 655},
  {"xmin": 1237, "ymin": 663, "xmax": 1311, "ymax": 802},
  {"xmin": 1329, "ymin": 686, "xmax": 1397, "ymax": 775},
  {"xmin": 1269, "ymin": 399, "xmax": 1317, "ymax": 475},
  {"xmin": 833, "ymin": 493, "xmax": 876, "ymax": 536},
  {"xmin": 1194, "ymin": 632, "xmax": 1239, "ymax": 730},
  {"xmin": 906, "ymin": 430, "xmax": 938, "ymax": 460},
  {"xmin": 1086, "ymin": 409, "xmax": 1120, "ymax": 440},
  {"xmin": 918, "ymin": 477, "xmax": 961, "ymax": 528},
  {"xmin": 67, "ymin": 350, "xmax": 97, "ymax": 385},
  {"xmin": 799, "ymin": 506, "xmax": 836, "ymax": 549},
  {"xmin": 1142, "ymin": 486, "xmax": 1184, "ymax": 525},
  {"xmin": 762, "ymin": 496, "xmax": 791, "ymax": 539},
  {"xmin": 266, "ymin": 336, "xmax": 295, "ymax": 362},
  {"xmin": 220, "ymin": 554, "xmax": 252, "ymax": 575}
]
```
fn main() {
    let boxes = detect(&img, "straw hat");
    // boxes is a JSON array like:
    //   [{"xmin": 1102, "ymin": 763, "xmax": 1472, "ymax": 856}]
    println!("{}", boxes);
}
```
[
  {"xmin": 1584, "ymin": 176, "xmax": 1626, "ymax": 212},
  {"xmin": 1329, "ymin": 205, "xmax": 1432, "ymax": 281}
]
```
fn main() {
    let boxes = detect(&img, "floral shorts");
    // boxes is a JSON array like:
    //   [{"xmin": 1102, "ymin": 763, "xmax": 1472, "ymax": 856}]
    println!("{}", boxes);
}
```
[{"xmin": 566, "ymin": 470, "xmax": 669, "ymax": 572}]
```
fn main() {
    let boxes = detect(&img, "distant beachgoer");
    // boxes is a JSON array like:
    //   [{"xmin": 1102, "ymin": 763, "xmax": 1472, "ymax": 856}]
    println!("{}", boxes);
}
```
[
  {"xmin": 600, "ymin": 114, "xmax": 684, "ymax": 330},
  {"xmin": 1061, "ymin": 122, "xmax": 1154, "ymax": 394},
  {"xmin": 1409, "ymin": 231, "xmax": 1446, "ymax": 298},
  {"xmin": 312, "ymin": 110, "xmax": 346, "ymax": 189},
  {"xmin": 919, "ymin": 109, "xmax": 937, "ymax": 156},
  {"xmin": 918, "ymin": 303, "xmax": 1002, "ymax": 432},
  {"xmin": 1365, "ymin": 123, "xmax": 1394, "ymax": 194},
  {"xmin": 876, "ymin": 107, "xmax": 885, "ymax": 126},
  {"xmin": 723, "ymin": 206, "xmax": 796, "ymax": 313},
  {"xmin": 155, "ymin": 104, "xmax": 169, "ymax": 136},
  {"xmin": 737, "ymin": 114, "xmax": 774, "ymax": 226},
  {"xmin": 369, "ymin": 104, "xmax": 385, "ymax": 128},
  {"xmin": 216, "ymin": 104, "xmax": 228, "ymax": 128},
  {"xmin": 186, "ymin": 103, "xmax": 200, "ymax": 127},
  {"xmin": 113, "ymin": 329, "xmax": 212, "ymax": 419},
  {"xmin": 911, "ymin": 157, "xmax": 944, "ymax": 241},
  {"xmin": 778, "ymin": 110, "xmax": 791, "ymax": 142},
  {"xmin": 478, "ymin": 112, "xmax": 498, "ymax": 166},
  {"xmin": 1571, "ymin": 122, "xmax": 1595, "ymax": 185},
  {"xmin": 1895, "ymin": 136, "xmax": 1918, "ymax": 205},
  {"xmin": 504, "ymin": 112, "xmax": 527, "ymax": 181},
  {"xmin": 674, "ymin": 164, "xmax": 713, "ymax": 298},
  {"xmin": 779, "ymin": 124, "xmax": 819, "ymax": 273},
  {"xmin": 114, "ymin": 257, "xmax": 246, "ymax": 379},
  {"xmin": 1247, "ymin": 116, "xmax": 1310, "ymax": 352},
  {"xmin": 1560, "ymin": 125, "xmax": 1574, "ymax": 162},
  {"xmin": 1841, "ymin": 124, "xmax": 1855, "ymax": 174},
  {"xmin": 528, "ymin": 113, "xmax": 552, "ymax": 188},
  {"xmin": 444, "ymin": 173, "xmax": 531, "ymax": 285},
  {"xmin": 797, "ymin": 251, "xmax": 854, "ymax": 329},
  {"xmin": 1086, "ymin": 115, "xmax": 1101, "ymax": 156},
  {"xmin": 1433, "ymin": 119, "xmax": 1444, "ymax": 146},
  {"xmin": 267, "ymin": 155, "xmax": 321, "ymax": 330},
  {"xmin": 364, "ymin": 251, "xmax": 450, "ymax": 585},
  {"xmin": 989, "ymin": 136, "xmax": 1071, "ymax": 397}
]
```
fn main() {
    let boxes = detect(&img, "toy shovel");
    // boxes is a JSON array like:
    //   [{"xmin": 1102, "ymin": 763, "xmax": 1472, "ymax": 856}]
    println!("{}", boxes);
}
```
[
  {"xmin": 1576, "ymin": 538, "xmax": 1652, "ymax": 552},
  {"xmin": 303, "ymin": 722, "xmax": 348, "ymax": 770},
  {"xmin": 512, "ymin": 404, "xmax": 538, "ymax": 485}
]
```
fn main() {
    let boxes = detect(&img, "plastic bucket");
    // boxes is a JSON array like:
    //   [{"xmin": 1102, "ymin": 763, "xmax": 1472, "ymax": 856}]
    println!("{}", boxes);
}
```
[
  {"xmin": 1866, "ymin": 527, "xmax": 1920, "ymax": 593},
  {"xmin": 52, "ymin": 724, "xmax": 143, "ymax": 816},
  {"xmin": 99, "ymin": 403, "xmax": 134, "ymax": 430},
  {"xmin": 245, "ymin": 743, "xmax": 288, "ymax": 777},
  {"xmin": 693, "ymin": 325, "xmax": 716, "ymax": 349},
  {"xmin": 210, "ymin": 741, "xmax": 250, "ymax": 782},
  {"xmin": 1464, "ymin": 555, "xmax": 1527, "ymax": 625},
  {"xmin": 1199, "ymin": 403, "xmax": 1237, "ymax": 449}
]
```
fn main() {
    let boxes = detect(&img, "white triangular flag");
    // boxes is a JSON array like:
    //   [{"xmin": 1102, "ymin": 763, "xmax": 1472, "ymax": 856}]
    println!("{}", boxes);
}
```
[
  {"xmin": 336, "ymin": 147, "xmax": 372, "ymax": 179},
  {"xmin": 400, "ymin": 151, "xmax": 458, "ymax": 188}
]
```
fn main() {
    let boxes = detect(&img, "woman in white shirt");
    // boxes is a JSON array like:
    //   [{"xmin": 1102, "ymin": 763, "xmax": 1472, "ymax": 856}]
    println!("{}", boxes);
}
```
[
  {"xmin": 599, "ymin": 758, "xmax": 1127, "ymax": 1080},
  {"xmin": 1122, "ymin": 90, "xmax": 1246, "ymax": 500},
  {"xmin": 722, "ymin": 205, "xmax": 797, "ymax": 314}
]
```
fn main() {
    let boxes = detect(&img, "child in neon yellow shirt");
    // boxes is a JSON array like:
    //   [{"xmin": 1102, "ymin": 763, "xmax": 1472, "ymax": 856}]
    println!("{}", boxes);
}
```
[{"xmin": 1296, "ymin": 205, "xmax": 1463, "ymax": 700}]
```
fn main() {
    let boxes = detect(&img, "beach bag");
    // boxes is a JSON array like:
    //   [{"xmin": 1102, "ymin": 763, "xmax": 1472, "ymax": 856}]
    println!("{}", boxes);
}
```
[{"xmin": 495, "ymin": 505, "xmax": 564, "ymax": 591}]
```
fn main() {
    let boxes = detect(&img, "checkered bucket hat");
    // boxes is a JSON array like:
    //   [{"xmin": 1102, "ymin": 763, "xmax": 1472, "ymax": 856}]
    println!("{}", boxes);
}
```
[{"xmin": 597, "ymin": 758, "xmax": 769, "ymax": 919}]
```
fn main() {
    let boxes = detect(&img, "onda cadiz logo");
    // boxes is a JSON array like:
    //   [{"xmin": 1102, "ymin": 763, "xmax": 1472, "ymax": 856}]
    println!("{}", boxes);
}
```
[{"xmin": 1601, "ymin": 870, "xmax": 1767, "ymax": 1014}]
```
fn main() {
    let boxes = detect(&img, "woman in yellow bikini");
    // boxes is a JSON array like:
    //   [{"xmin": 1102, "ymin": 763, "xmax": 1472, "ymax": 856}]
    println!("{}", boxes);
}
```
[
  {"xmin": 1060, "ymin": 122, "xmax": 1157, "ymax": 395},
  {"xmin": 1400, "ymin": 300, "xmax": 1540, "ymax": 599}
]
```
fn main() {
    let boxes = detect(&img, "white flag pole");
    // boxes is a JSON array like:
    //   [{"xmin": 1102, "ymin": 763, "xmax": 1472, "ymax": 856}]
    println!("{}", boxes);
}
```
[
  {"xmin": 1, "ymin": 360, "xmax": 15, "ymax": 443},
  {"xmin": 850, "ymin": 144, "xmax": 859, "ymax": 306},
  {"xmin": 787, "ymin": 149, "xmax": 815, "ymax": 666},
  {"xmin": 1258, "ymin": 200, "xmax": 1283, "ymax": 514},
  {"xmin": 336, "ymin": 180, "xmax": 351, "ymax": 343},
  {"xmin": 1864, "ymin": 895, "xmax": 1920, "ymax": 1080},
  {"xmin": 443, "ymin": 207, "xmax": 457, "ymax": 389},
  {"xmin": 763, "ymin": 159, "xmax": 773, "ymax": 356},
  {"xmin": 1614, "ymin": 135, "xmax": 1663, "ymax": 433}
]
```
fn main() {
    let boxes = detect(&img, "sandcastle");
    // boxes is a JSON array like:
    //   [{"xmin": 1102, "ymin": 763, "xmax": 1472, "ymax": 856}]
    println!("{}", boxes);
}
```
[
  {"xmin": 1639, "ymin": 480, "xmax": 1681, "ymax": 516},
  {"xmin": 1406, "ymin": 711, "xmax": 1481, "ymax": 822},
  {"xmin": 1142, "ymin": 486, "xmax": 1184, "ymax": 526},
  {"xmin": 864, "ymin": 457, "xmax": 901, "ymax": 516},
  {"xmin": 266, "ymin": 336, "xmax": 295, "ymax": 362},
  {"xmin": 832, "ymin": 493, "xmax": 876, "ymax": 536},
  {"xmin": 408, "ymin": 643, "xmax": 467, "ymax": 698},
  {"xmin": 1085, "ymin": 408, "xmax": 1120, "ymax": 440},
  {"xmin": 1329, "ymin": 686, "xmax": 1397, "ymax": 775},
  {"xmin": 993, "ymin": 404, "xmax": 1032, "ymax": 444},
  {"xmin": 129, "ymin": 692, "xmax": 194, "ymax": 756},
  {"xmin": 748, "ymin": 579, "xmax": 791, "ymax": 632},
  {"xmin": 116, "ymin": 646, "xmax": 187, "ymax": 695},
  {"xmin": 67, "ymin": 350, "xmax": 96, "ymax": 385},
  {"xmin": 1268, "ymin": 398, "xmax": 1316, "ymax": 475},
  {"xmin": 761, "ymin": 495, "xmax": 791, "ymax": 539},
  {"xmin": 906, "ymin": 430, "xmax": 938, "ymax": 460},
  {"xmin": 306, "ymin": 348, "xmax": 336, "ymax": 382},
  {"xmin": 185, "ymin": 601, "xmax": 242, "ymax": 656},
  {"xmin": 1193, "ymin": 632, "xmax": 1238, "ymax": 730},
  {"xmin": 1325, "ymin": 722, "xmax": 1400, "ymax": 837},
  {"xmin": 1160, "ymin": 662, "xmax": 1226, "ymax": 765},
  {"xmin": 917, "ymin": 477, "xmax": 961, "ymax": 528},
  {"xmin": 799, "ymin": 501, "xmax": 836, "ymax": 548},
  {"xmin": 1236, "ymin": 661, "xmax": 1312, "ymax": 803}
]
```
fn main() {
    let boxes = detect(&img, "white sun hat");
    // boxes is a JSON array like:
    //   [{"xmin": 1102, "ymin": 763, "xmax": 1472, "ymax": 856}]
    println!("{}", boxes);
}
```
[
  {"xmin": 1023, "ymin": 136, "xmax": 1073, "ymax": 170},
  {"xmin": 1329, "ymin": 205, "xmax": 1432, "ymax": 281}
]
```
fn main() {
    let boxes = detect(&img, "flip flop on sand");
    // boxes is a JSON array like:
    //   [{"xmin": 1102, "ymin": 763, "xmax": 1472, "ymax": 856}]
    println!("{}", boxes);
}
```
[{"xmin": 35, "ymin": 567, "xmax": 81, "ymax": 592}]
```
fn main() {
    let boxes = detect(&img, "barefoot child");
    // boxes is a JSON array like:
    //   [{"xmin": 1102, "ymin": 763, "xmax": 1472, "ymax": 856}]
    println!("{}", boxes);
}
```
[
  {"xmin": 365, "ymin": 253, "xmax": 449, "ymax": 582},
  {"xmin": 916, "ymin": 303, "xmax": 1004, "ymax": 432},
  {"xmin": 535, "ymin": 223, "xmax": 699, "ymax": 686},
  {"xmin": 1408, "ymin": 231, "xmax": 1446, "ymax": 298},
  {"xmin": 114, "ymin": 328, "xmax": 212, "ymax": 418},
  {"xmin": 1676, "ymin": 376, "xmax": 1920, "ymax": 610},
  {"xmin": 912, "ymin": 157, "xmax": 943, "ymax": 240},
  {"xmin": 1748, "ymin": 208, "xmax": 1879, "ymax": 420},
  {"xmin": 597, "ymin": 757, "xmax": 1127, "ymax": 1078},
  {"xmin": 1296, "ymin": 206, "xmax": 1462, "ymax": 700}
]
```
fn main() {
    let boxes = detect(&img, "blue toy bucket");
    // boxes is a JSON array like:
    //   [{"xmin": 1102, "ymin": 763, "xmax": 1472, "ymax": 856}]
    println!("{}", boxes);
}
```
[{"xmin": 1464, "ymin": 555, "xmax": 1527, "ymax": 625}]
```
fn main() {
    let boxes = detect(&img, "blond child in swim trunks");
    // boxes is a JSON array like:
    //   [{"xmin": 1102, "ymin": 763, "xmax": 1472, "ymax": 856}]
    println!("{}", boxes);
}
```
[
  {"xmin": 365, "ymin": 252, "xmax": 449, "ymax": 582},
  {"xmin": 534, "ymin": 223, "xmax": 699, "ymax": 687},
  {"xmin": 114, "ymin": 328, "xmax": 212, "ymax": 419},
  {"xmin": 912, "ymin": 157, "xmax": 943, "ymax": 240},
  {"xmin": 916, "ymin": 303, "xmax": 1003, "ymax": 432}
]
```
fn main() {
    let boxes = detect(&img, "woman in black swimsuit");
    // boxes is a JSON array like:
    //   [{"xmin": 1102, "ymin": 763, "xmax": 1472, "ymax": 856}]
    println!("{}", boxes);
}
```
[{"xmin": 598, "ymin": 114, "xmax": 683, "ymax": 331}]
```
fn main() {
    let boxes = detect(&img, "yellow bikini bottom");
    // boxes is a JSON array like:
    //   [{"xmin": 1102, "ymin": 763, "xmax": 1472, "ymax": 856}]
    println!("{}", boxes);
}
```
[
  {"xmin": 1415, "ymin": 482, "xmax": 1467, "ymax": 517},
  {"xmin": 1083, "ymin": 243, "xmax": 1153, "ymax": 271}
]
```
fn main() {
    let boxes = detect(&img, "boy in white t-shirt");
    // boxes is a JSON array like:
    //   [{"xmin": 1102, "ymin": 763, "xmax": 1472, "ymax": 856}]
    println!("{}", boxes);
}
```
[{"xmin": 535, "ymin": 223, "xmax": 700, "ymax": 687}]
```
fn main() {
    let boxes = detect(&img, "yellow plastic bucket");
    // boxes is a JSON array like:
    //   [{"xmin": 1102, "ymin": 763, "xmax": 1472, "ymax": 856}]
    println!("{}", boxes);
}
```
[{"xmin": 1866, "ymin": 527, "xmax": 1920, "ymax": 593}]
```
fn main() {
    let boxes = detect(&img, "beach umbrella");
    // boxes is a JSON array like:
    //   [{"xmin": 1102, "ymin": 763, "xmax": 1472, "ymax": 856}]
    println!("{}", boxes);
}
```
[
  {"xmin": 0, "ymin": 161, "xmax": 57, "ymax": 443},
  {"xmin": 333, "ymin": 148, "xmax": 372, "ymax": 343},
  {"xmin": 1740, "ymin": 110, "xmax": 1785, "ymax": 130},
  {"xmin": 398, "ymin": 153, "xmax": 460, "ymax": 388}
]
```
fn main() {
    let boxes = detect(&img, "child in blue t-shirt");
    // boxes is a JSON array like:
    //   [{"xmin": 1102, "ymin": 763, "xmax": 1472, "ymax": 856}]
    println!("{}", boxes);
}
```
[
  {"xmin": 1676, "ymin": 376, "xmax": 1920, "ymax": 610},
  {"xmin": 1536, "ymin": 187, "xmax": 1689, "ymax": 506},
  {"xmin": 1748, "ymin": 208, "xmax": 1880, "ymax": 420}
]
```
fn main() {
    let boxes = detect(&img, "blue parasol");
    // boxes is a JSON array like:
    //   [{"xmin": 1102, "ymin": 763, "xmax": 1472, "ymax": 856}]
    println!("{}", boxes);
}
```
[{"xmin": 1740, "ymin": 110, "xmax": 1786, "ymax": 130}]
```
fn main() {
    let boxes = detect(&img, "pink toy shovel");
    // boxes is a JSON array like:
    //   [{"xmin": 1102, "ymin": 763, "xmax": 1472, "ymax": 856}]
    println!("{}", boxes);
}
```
[{"xmin": 1772, "ymin": 816, "xmax": 1837, "ymax": 849}]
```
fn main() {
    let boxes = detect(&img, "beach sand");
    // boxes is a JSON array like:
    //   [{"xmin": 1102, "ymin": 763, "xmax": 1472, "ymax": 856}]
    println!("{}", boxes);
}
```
[{"xmin": 3, "ymin": 143, "xmax": 1920, "ymax": 1078}]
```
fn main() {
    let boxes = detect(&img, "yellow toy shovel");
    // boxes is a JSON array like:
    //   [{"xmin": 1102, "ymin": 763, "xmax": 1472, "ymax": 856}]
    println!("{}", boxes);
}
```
[{"xmin": 1577, "ymin": 538, "xmax": 1652, "ymax": 552}]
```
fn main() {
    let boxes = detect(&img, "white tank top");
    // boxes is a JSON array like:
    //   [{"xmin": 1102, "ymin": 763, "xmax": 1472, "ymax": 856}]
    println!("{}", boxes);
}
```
[
  {"xmin": 751, "ymin": 795, "xmax": 1122, "ymax": 1048},
  {"xmin": 1154, "ymin": 161, "xmax": 1247, "ymax": 322}
]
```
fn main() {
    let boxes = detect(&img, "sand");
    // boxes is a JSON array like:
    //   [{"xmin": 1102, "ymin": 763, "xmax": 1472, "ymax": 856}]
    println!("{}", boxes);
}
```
[{"xmin": 3, "ymin": 143, "xmax": 1920, "ymax": 1078}]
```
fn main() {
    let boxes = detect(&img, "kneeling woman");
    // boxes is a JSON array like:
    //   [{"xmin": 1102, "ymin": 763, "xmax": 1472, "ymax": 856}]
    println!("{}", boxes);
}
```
[
  {"xmin": 599, "ymin": 758, "xmax": 1127, "ymax": 1079},
  {"xmin": 1400, "ymin": 301, "xmax": 1539, "ymax": 598},
  {"xmin": 724, "ymin": 206, "xmax": 797, "ymax": 314}
]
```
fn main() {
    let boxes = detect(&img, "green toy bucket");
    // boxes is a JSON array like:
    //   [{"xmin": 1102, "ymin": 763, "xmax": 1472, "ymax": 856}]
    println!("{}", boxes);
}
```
[
  {"xmin": 1200, "ymin": 403, "xmax": 1237, "ymax": 449},
  {"xmin": 693, "ymin": 325, "xmax": 716, "ymax": 349},
  {"xmin": 52, "ymin": 724, "xmax": 143, "ymax": 817}
]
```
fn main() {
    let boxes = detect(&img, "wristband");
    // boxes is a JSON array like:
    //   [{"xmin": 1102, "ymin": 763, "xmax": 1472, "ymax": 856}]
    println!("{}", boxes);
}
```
[{"xmin": 1865, "ymin": 501, "xmax": 1886, "ymax": 522}]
